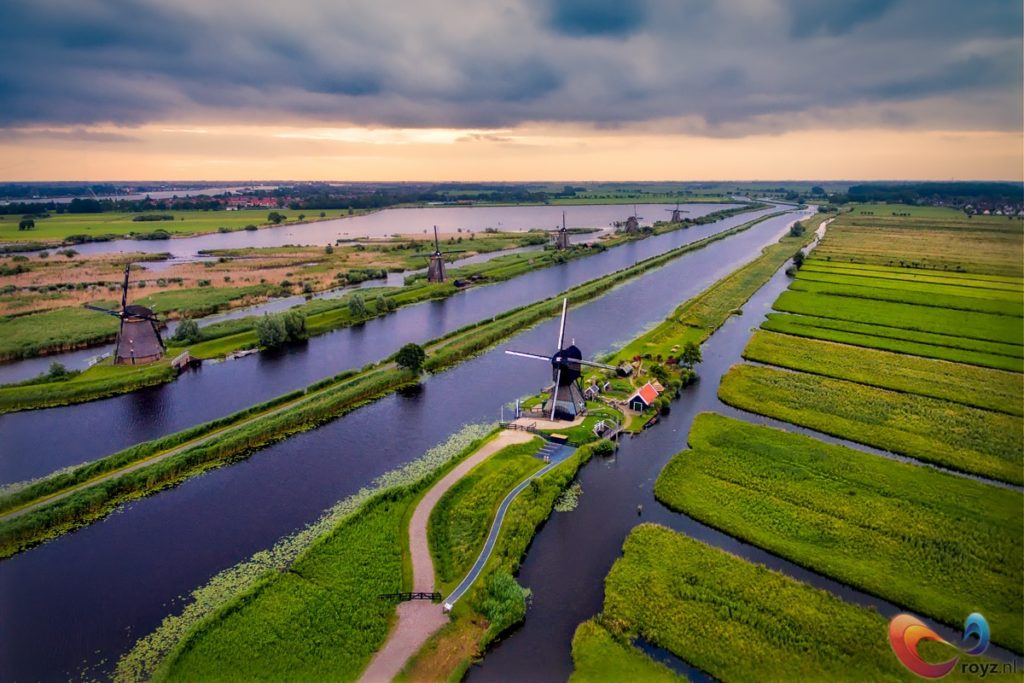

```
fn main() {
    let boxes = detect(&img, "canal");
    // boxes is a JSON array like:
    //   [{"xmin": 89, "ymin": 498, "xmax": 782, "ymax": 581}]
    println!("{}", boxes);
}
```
[
  {"xmin": 0, "ymin": 209, "xmax": 809, "ymax": 681},
  {"xmin": 0, "ymin": 204, "xmax": 766, "ymax": 485}
]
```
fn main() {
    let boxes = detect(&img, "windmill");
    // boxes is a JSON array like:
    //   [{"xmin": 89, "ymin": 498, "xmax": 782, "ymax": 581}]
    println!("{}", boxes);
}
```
[
  {"xmin": 624, "ymin": 204, "xmax": 642, "ymax": 233},
  {"xmin": 505, "ymin": 298, "xmax": 623, "ymax": 421},
  {"xmin": 424, "ymin": 225, "xmax": 447, "ymax": 283},
  {"xmin": 666, "ymin": 202, "xmax": 689, "ymax": 223},
  {"xmin": 84, "ymin": 263, "xmax": 165, "ymax": 365},
  {"xmin": 553, "ymin": 211, "xmax": 570, "ymax": 250}
]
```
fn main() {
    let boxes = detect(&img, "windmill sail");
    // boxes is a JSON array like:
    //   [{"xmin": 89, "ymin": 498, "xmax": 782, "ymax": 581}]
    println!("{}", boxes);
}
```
[
  {"xmin": 426, "ymin": 226, "xmax": 446, "ymax": 283},
  {"xmin": 83, "ymin": 263, "xmax": 165, "ymax": 365}
]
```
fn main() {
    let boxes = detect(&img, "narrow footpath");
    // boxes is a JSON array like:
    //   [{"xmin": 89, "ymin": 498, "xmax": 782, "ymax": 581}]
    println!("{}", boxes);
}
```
[{"xmin": 359, "ymin": 430, "xmax": 535, "ymax": 683}]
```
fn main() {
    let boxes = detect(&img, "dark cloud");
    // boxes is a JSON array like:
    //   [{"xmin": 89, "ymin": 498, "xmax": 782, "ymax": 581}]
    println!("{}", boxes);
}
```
[
  {"xmin": 545, "ymin": 0, "xmax": 647, "ymax": 37},
  {"xmin": 0, "ymin": 0, "xmax": 1019, "ymax": 135}
]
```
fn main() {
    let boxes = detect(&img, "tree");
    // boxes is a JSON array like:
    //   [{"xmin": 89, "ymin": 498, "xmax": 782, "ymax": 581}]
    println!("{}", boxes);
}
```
[
  {"xmin": 811, "ymin": 186, "xmax": 825, "ymax": 195},
  {"xmin": 282, "ymin": 311, "xmax": 306, "ymax": 340},
  {"xmin": 255, "ymin": 313, "xmax": 288, "ymax": 348},
  {"xmin": 18, "ymin": 218, "xmax": 35, "ymax": 231},
  {"xmin": 793, "ymin": 250, "xmax": 805, "ymax": 268},
  {"xmin": 267, "ymin": 211, "xmax": 286, "ymax": 224},
  {"xmin": 375, "ymin": 294, "xmax": 388, "ymax": 314},
  {"xmin": 348, "ymin": 293, "xmax": 367, "ymax": 318},
  {"xmin": 680, "ymin": 341, "xmax": 702, "ymax": 368},
  {"xmin": 171, "ymin": 317, "xmax": 201, "ymax": 344},
  {"xmin": 324, "ymin": 244, "xmax": 334, "ymax": 254},
  {"xmin": 395, "ymin": 343, "xmax": 426, "ymax": 373},
  {"xmin": 789, "ymin": 221, "xmax": 805, "ymax": 237}
]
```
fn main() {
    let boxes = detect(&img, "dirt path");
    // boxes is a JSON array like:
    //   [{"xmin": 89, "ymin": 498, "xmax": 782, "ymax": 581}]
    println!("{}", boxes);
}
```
[{"xmin": 359, "ymin": 430, "xmax": 535, "ymax": 683}]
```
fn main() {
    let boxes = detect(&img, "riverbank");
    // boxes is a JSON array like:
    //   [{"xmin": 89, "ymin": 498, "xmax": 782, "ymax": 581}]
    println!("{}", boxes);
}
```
[
  {"xmin": 0, "ymin": 205, "xmax": 765, "ymax": 412},
  {"xmin": 0, "ymin": 208, "xmax": 792, "ymax": 557}
]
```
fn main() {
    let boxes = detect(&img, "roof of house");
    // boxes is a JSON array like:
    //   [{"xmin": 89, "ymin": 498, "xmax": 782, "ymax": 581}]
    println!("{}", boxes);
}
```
[{"xmin": 628, "ymin": 382, "xmax": 660, "ymax": 406}]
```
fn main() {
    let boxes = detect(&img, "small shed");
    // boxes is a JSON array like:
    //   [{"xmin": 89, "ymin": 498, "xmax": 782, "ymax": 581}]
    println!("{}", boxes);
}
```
[
  {"xmin": 584, "ymin": 384, "xmax": 600, "ymax": 400},
  {"xmin": 627, "ymin": 382, "xmax": 660, "ymax": 412}
]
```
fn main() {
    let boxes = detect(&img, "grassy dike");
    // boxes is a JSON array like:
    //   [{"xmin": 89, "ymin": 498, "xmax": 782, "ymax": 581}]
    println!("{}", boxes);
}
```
[
  {"xmin": 0, "ymin": 210, "xmax": 790, "ymax": 558},
  {"xmin": 572, "ymin": 525, "xmax": 987, "ymax": 683},
  {"xmin": 657, "ymin": 413, "xmax": 1024, "ymax": 653},
  {"xmin": 121, "ymin": 433, "xmax": 604, "ymax": 682},
  {"xmin": 0, "ymin": 205, "xmax": 765, "ymax": 412},
  {"xmin": 609, "ymin": 213, "xmax": 824, "ymax": 363}
]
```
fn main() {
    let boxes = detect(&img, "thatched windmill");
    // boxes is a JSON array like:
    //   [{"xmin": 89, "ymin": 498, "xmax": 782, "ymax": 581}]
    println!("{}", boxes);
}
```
[
  {"xmin": 505, "ymin": 298, "xmax": 623, "ymax": 421},
  {"xmin": 666, "ymin": 202, "xmax": 689, "ymax": 223},
  {"xmin": 554, "ymin": 211, "xmax": 570, "ymax": 250},
  {"xmin": 84, "ymin": 263, "xmax": 165, "ymax": 364},
  {"xmin": 425, "ymin": 225, "xmax": 447, "ymax": 283},
  {"xmin": 624, "ymin": 205, "xmax": 642, "ymax": 233}
]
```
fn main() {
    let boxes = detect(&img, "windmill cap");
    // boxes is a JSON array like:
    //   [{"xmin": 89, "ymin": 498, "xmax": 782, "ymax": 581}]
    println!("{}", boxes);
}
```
[
  {"xmin": 124, "ymin": 304, "xmax": 155, "ymax": 317},
  {"xmin": 554, "ymin": 344, "xmax": 582, "ymax": 361}
]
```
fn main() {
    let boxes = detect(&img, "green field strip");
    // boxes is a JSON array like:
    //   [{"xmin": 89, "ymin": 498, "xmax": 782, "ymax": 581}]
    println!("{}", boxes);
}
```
[
  {"xmin": 718, "ymin": 363, "xmax": 1024, "ymax": 485},
  {"xmin": 743, "ymin": 330, "xmax": 1023, "ymax": 415},
  {"xmin": 655, "ymin": 413, "xmax": 1024, "ymax": 653},
  {"xmin": 773, "ymin": 290, "xmax": 1024, "ymax": 346}
]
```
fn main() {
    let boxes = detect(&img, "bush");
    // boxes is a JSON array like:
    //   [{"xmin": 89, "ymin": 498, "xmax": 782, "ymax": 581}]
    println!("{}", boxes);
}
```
[
  {"xmin": 255, "ymin": 314, "xmax": 287, "ymax": 348},
  {"xmin": 18, "ymin": 218, "xmax": 35, "ymax": 231},
  {"xmin": 478, "ymin": 571, "xmax": 530, "ymax": 639}
]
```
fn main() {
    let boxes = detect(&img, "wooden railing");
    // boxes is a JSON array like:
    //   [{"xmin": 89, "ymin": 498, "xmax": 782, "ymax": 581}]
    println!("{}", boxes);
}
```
[{"xmin": 378, "ymin": 591, "xmax": 442, "ymax": 602}]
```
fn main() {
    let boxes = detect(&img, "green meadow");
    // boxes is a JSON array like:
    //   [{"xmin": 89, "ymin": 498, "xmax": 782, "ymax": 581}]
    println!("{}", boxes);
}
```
[
  {"xmin": 743, "ymin": 330, "xmax": 1023, "ymax": 415},
  {"xmin": 718, "ymin": 363, "xmax": 1023, "ymax": 484},
  {"xmin": 656, "ymin": 413, "xmax": 1024, "ymax": 653}
]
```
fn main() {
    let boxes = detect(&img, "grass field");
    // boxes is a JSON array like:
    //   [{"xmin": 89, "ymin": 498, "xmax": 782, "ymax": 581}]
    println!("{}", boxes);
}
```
[
  {"xmin": 797, "ymin": 264, "xmax": 1024, "ymax": 297},
  {"xmin": 428, "ymin": 439, "xmax": 544, "ymax": 591},
  {"xmin": 761, "ymin": 313, "xmax": 1023, "ymax": 372},
  {"xmin": 800, "ymin": 260, "xmax": 1024, "ymax": 287},
  {"xmin": 773, "ymin": 289, "xmax": 1023, "ymax": 346},
  {"xmin": 0, "ymin": 306, "xmax": 118, "ymax": 361},
  {"xmin": 569, "ymin": 620, "xmax": 684, "ymax": 683},
  {"xmin": 719, "ymin": 363, "xmax": 1023, "ymax": 484},
  {"xmin": 592, "ymin": 524, "xmax": 987, "ymax": 682},
  {"xmin": 611, "ymin": 214, "xmax": 822, "ymax": 363},
  {"xmin": 743, "ymin": 330, "xmax": 1023, "ymax": 415},
  {"xmin": 812, "ymin": 206, "xmax": 1023, "ymax": 276},
  {"xmin": 656, "ymin": 413, "xmax": 1024, "ymax": 652},
  {"xmin": 157, "ymin": 490, "xmax": 407, "ymax": 682},
  {"xmin": 0, "ymin": 209, "xmax": 369, "ymax": 244},
  {"xmin": 788, "ymin": 277, "xmax": 1023, "ymax": 316}
]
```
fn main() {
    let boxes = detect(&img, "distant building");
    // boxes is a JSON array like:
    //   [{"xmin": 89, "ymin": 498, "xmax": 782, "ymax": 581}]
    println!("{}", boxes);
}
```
[{"xmin": 624, "ymin": 216, "xmax": 640, "ymax": 232}]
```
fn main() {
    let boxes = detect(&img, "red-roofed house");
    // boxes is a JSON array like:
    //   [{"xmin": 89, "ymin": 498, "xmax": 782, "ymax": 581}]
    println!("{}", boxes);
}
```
[{"xmin": 627, "ymin": 382, "xmax": 660, "ymax": 412}]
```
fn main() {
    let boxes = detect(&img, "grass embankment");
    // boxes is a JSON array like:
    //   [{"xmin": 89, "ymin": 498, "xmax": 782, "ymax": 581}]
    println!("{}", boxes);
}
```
[
  {"xmin": 428, "ymin": 440, "xmax": 545, "ymax": 592},
  {"xmin": 0, "ymin": 211, "xmax": 788, "ymax": 552},
  {"xmin": 611, "ymin": 213, "xmax": 822, "ymax": 363},
  {"xmin": 128, "ymin": 436, "xmax": 603, "ymax": 682},
  {"xmin": 772, "ymin": 289, "xmax": 1023, "ymax": 346},
  {"xmin": 569, "ymin": 620, "xmax": 684, "ymax": 683},
  {"xmin": 0, "ymin": 208, "xmax": 374, "ymax": 244},
  {"xmin": 148, "ymin": 429, "xmax": 501, "ymax": 683},
  {"xmin": 744, "ymin": 330, "xmax": 1023, "ymax": 415},
  {"xmin": 398, "ymin": 442, "xmax": 606, "ymax": 682},
  {"xmin": 577, "ymin": 525, "xmax": 985, "ymax": 682},
  {"xmin": 0, "ymin": 306, "xmax": 119, "ymax": 361},
  {"xmin": 656, "ymin": 413, "xmax": 1024, "ymax": 652},
  {"xmin": 761, "ymin": 313, "xmax": 1023, "ymax": 372},
  {"xmin": 719, "ymin": 363, "xmax": 1023, "ymax": 484}
]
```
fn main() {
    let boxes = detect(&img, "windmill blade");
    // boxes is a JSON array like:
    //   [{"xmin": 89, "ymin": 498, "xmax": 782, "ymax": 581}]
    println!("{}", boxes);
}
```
[
  {"xmin": 550, "ymin": 366, "xmax": 561, "ymax": 421},
  {"xmin": 505, "ymin": 350, "xmax": 550, "ymax": 362},
  {"xmin": 82, "ymin": 305, "xmax": 121, "ymax": 317},
  {"xmin": 556, "ymin": 298, "xmax": 568, "ymax": 350},
  {"xmin": 121, "ymin": 263, "xmax": 131, "ymax": 311},
  {"xmin": 576, "ymin": 358, "xmax": 620, "ymax": 371},
  {"xmin": 433, "ymin": 225, "xmax": 440, "ymax": 252}
]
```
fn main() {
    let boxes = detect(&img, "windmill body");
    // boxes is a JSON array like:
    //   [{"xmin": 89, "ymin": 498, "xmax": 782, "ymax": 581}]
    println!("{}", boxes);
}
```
[
  {"xmin": 505, "ymin": 298, "xmax": 621, "ymax": 421},
  {"xmin": 624, "ymin": 205, "xmax": 642, "ymax": 233},
  {"xmin": 84, "ymin": 264, "xmax": 165, "ymax": 365},
  {"xmin": 554, "ymin": 211, "xmax": 570, "ymax": 250},
  {"xmin": 426, "ymin": 225, "xmax": 447, "ymax": 283},
  {"xmin": 666, "ymin": 202, "xmax": 688, "ymax": 223}
]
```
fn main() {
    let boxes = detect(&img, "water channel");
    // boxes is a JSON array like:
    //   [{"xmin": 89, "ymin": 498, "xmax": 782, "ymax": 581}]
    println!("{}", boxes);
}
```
[
  {"xmin": 0, "ymin": 209, "xmax": 808, "ymax": 680},
  {"xmin": 0, "ymin": 205, "xmax": 771, "ymax": 486}
]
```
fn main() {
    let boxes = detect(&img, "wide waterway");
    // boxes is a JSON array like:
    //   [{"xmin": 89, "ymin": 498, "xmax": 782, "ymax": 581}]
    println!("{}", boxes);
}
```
[
  {"xmin": 14, "ymin": 202, "xmax": 710, "ymax": 258},
  {"xmin": 0, "ymin": 204, "xmax": 761, "ymax": 486},
  {"xmin": 0, "ymin": 209, "xmax": 810, "ymax": 681}
]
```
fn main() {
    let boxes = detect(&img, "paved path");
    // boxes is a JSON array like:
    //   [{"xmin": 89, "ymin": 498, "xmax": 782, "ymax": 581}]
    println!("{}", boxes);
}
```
[
  {"xmin": 359, "ymin": 430, "xmax": 536, "ymax": 683},
  {"xmin": 446, "ymin": 441, "xmax": 575, "ymax": 606}
]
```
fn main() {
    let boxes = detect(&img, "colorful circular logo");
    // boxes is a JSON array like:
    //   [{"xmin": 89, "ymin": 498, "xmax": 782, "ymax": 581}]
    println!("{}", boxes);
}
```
[{"xmin": 889, "ymin": 612, "xmax": 989, "ymax": 679}]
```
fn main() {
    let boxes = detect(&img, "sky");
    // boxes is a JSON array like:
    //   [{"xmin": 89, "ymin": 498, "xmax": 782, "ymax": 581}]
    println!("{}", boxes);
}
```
[{"xmin": 0, "ymin": 0, "xmax": 1021, "ymax": 181}]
